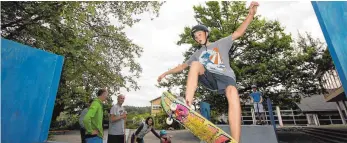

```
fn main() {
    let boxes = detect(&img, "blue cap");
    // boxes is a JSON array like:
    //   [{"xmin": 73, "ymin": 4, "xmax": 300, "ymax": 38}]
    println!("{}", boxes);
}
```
[{"xmin": 160, "ymin": 130, "xmax": 167, "ymax": 136}]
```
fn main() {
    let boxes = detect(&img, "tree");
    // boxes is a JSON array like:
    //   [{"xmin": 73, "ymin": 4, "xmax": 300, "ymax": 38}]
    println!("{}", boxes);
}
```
[
  {"xmin": 291, "ymin": 32, "xmax": 334, "ymax": 96},
  {"xmin": 157, "ymin": 1, "xmax": 333, "ymax": 114},
  {"xmin": 124, "ymin": 106, "xmax": 151, "ymax": 114},
  {"xmin": 1, "ymin": 1, "xmax": 164, "ymax": 121}
]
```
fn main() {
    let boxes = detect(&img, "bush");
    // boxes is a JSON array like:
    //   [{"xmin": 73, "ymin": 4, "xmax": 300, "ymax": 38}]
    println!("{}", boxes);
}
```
[
  {"xmin": 153, "ymin": 111, "xmax": 183, "ymax": 130},
  {"xmin": 51, "ymin": 112, "xmax": 80, "ymax": 130}
]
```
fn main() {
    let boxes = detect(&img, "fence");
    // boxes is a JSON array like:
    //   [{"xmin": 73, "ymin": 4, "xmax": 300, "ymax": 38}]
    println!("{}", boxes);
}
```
[{"xmin": 239, "ymin": 104, "xmax": 345, "ymax": 126}]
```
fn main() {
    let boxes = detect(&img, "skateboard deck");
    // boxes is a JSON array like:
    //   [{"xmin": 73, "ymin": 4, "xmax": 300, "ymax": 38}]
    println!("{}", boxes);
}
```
[{"xmin": 160, "ymin": 91, "xmax": 237, "ymax": 143}]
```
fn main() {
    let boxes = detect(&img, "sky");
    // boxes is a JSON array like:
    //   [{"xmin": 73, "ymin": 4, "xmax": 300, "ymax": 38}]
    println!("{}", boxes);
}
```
[{"xmin": 111, "ymin": 1, "xmax": 326, "ymax": 107}]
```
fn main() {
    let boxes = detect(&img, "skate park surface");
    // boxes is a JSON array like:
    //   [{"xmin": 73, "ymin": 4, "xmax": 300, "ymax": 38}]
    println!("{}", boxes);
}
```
[
  {"xmin": 51, "ymin": 125, "xmax": 278, "ymax": 143},
  {"xmin": 51, "ymin": 125, "xmax": 344, "ymax": 143}
]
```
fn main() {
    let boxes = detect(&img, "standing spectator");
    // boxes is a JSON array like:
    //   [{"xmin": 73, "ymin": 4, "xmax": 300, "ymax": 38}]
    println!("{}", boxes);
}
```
[
  {"xmin": 250, "ymin": 85, "xmax": 266, "ymax": 125},
  {"xmin": 79, "ymin": 99, "xmax": 93, "ymax": 143},
  {"xmin": 83, "ymin": 88, "xmax": 109, "ymax": 143},
  {"xmin": 108, "ymin": 94, "xmax": 127, "ymax": 143}
]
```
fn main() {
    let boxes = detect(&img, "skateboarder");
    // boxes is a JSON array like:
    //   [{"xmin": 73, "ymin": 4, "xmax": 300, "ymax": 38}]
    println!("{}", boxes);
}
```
[
  {"xmin": 130, "ymin": 117, "xmax": 161, "ymax": 143},
  {"xmin": 157, "ymin": 2, "xmax": 259, "ymax": 142},
  {"xmin": 83, "ymin": 88, "xmax": 109, "ymax": 143},
  {"xmin": 249, "ymin": 85, "xmax": 266, "ymax": 125}
]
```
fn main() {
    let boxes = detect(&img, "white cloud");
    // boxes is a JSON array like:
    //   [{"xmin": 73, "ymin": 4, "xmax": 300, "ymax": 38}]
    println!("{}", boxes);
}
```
[
  {"xmin": 111, "ymin": 1, "xmax": 326, "ymax": 107},
  {"xmin": 257, "ymin": 1, "xmax": 325, "ymax": 41}
]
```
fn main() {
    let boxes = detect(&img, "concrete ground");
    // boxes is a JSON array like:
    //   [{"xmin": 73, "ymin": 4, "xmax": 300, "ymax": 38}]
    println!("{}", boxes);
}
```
[
  {"xmin": 52, "ymin": 129, "xmax": 200, "ymax": 143},
  {"xmin": 51, "ymin": 127, "xmax": 328, "ymax": 143},
  {"xmin": 52, "ymin": 129, "xmax": 130, "ymax": 143},
  {"xmin": 143, "ymin": 130, "xmax": 200, "ymax": 143}
]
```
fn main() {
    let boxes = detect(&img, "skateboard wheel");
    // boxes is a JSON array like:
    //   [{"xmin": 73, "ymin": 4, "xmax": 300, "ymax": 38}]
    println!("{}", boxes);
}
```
[
  {"xmin": 166, "ymin": 117, "xmax": 173, "ymax": 125},
  {"xmin": 170, "ymin": 103, "xmax": 177, "ymax": 111}
]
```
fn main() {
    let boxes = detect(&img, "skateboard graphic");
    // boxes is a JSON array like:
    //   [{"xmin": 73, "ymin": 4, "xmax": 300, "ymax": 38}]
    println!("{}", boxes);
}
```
[{"xmin": 160, "ymin": 91, "xmax": 237, "ymax": 143}]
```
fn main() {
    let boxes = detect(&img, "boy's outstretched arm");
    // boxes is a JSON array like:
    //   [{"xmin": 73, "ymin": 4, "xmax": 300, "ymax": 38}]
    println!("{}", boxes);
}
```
[
  {"xmin": 231, "ymin": 1, "xmax": 259, "ymax": 41},
  {"xmin": 157, "ymin": 63, "xmax": 189, "ymax": 82}
]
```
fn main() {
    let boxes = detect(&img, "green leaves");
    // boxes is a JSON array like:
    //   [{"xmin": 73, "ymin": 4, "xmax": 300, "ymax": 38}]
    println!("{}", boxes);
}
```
[{"xmin": 1, "ymin": 1, "xmax": 163, "ymax": 121}]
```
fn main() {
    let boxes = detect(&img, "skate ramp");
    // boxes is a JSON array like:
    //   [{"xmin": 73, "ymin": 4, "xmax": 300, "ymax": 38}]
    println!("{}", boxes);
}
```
[
  {"xmin": 1, "ymin": 38, "xmax": 64, "ymax": 143},
  {"xmin": 142, "ymin": 126, "xmax": 278, "ymax": 143},
  {"xmin": 218, "ymin": 125, "xmax": 278, "ymax": 143}
]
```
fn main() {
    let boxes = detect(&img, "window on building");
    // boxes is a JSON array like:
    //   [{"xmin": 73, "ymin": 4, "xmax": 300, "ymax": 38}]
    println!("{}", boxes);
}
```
[{"xmin": 152, "ymin": 105, "xmax": 161, "ymax": 110}]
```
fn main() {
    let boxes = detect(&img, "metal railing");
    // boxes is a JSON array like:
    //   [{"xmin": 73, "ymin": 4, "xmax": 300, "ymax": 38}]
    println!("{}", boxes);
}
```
[
  {"xmin": 321, "ymin": 69, "xmax": 343, "ymax": 98},
  {"xmin": 213, "ymin": 103, "xmax": 347, "ymax": 127},
  {"xmin": 241, "ymin": 107, "xmax": 308, "ymax": 126},
  {"xmin": 241, "ymin": 108, "xmax": 345, "ymax": 126}
]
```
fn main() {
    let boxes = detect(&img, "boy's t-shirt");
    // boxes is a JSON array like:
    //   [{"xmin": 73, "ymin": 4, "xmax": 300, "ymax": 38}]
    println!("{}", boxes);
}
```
[
  {"xmin": 185, "ymin": 35, "xmax": 235, "ymax": 80},
  {"xmin": 250, "ymin": 91, "xmax": 262, "ymax": 103}
]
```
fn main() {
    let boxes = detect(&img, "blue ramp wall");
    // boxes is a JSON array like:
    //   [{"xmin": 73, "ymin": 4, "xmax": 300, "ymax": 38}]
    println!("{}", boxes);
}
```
[
  {"xmin": 312, "ymin": 1, "xmax": 347, "ymax": 97},
  {"xmin": 1, "ymin": 38, "xmax": 64, "ymax": 143}
]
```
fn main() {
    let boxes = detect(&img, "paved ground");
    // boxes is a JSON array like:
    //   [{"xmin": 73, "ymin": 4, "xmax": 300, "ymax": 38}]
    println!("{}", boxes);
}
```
[
  {"xmin": 143, "ymin": 130, "xmax": 200, "ymax": 143},
  {"xmin": 51, "ymin": 128, "xmax": 330, "ymax": 143},
  {"xmin": 52, "ymin": 129, "xmax": 200, "ymax": 143},
  {"xmin": 52, "ymin": 129, "xmax": 130, "ymax": 143}
]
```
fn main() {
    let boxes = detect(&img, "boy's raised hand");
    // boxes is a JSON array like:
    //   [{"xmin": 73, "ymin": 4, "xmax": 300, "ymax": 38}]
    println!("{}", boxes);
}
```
[
  {"xmin": 248, "ymin": 1, "xmax": 259, "ymax": 16},
  {"xmin": 157, "ymin": 73, "xmax": 166, "ymax": 82}
]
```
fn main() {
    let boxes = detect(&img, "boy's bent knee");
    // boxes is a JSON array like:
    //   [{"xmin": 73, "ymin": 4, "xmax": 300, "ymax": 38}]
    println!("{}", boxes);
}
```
[
  {"xmin": 225, "ymin": 85, "xmax": 238, "ymax": 94},
  {"xmin": 191, "ymin": 61, "xmax": 203, "ymax": 67},
  {"xmin": 190, "ymin": 61, "xmax": 205, "ymax": 75}
]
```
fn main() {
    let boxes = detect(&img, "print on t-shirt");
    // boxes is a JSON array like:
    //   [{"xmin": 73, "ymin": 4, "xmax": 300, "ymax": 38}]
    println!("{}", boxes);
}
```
[{"xmin": 199, "ymin": 47, "xmax": 226, "ymax": 74}]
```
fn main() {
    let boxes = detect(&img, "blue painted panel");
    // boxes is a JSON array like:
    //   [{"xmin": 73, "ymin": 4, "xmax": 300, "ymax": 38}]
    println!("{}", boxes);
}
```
[
  {"xmin": 1, "ymin": 38, "xmax": 64, "ymax": 143},
  {"xmin": 311, "ymin": 1, "xmax": 347, "ymax": 97}
]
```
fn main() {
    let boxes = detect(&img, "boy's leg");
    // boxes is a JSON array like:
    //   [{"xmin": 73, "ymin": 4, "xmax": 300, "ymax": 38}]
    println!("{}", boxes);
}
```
[
  {"xmin": 256, "ymin": 103, "xmax": 263, "ymax": 123},
  {"xmin": 261, "ymin": 113, "xmax": 266, "ymax": 124},
  {"xmin": 259, "ymin": 104, "xmax": 266, "ymax": 123},
  {"xmin": 80, "ymin": 128, "xmax": 86, "ymax": 143},
  {"xmin": 225, "ymin": 85, "xmax": 241, "ymax": 143},
  {"xmin": 185, "ymin": 61, "xmax": 205, "ymax": 106},
  {"xmin": 256, "ymin": 103, "xmax": 261, "ymax": 122}
]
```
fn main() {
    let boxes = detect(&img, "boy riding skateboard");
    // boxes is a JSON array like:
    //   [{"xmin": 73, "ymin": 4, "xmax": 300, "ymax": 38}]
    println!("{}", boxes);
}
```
[{"xmin": 157, "ymin": 2, "xmax": 259, "ymax": 142}]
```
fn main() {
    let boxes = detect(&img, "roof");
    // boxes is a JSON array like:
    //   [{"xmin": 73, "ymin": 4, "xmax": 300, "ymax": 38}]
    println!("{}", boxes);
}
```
[
  {"xmin": 149, "ymin": 93, "xmax": 178, "ymax": 102},
  {"xmin": 150, "ymin": 96, "xmax": 161, "ymax": 102},
  {"xmin": 296, "ymin": 93, "xmax": 337, "ymax": 112}
]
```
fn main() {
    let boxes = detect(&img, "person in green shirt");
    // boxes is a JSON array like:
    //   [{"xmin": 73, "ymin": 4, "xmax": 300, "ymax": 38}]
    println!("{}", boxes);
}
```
[
  {"xmin": 79, "ymin": 99, "xmax": 93, "ymax": 143},
  {"xmin": 83, "ymin": 88, "xmax": 109, "ymax": 143}
]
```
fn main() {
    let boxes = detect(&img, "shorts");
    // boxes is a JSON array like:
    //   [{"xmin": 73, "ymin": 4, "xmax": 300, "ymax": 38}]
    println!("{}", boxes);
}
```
[
  {"xmin": 198, "ymin": 68, "xmax": 236, "ymax": 94},
  {"xmin": 107, "ymin": 134, "xmax": 124, "ymax": 143},
  {"xmin": 86, "ymin": 136, "xmax": 103, "ymax": 143},
  {"xmin": 253, "ymin": 103, "xmax": 264, "ymax": 113}
]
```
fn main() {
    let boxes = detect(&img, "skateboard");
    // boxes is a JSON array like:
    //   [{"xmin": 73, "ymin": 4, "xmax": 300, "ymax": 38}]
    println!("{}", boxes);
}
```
[{"xmin": 160, "ymin": 91, "xmax": 237, "ymax": 143}]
